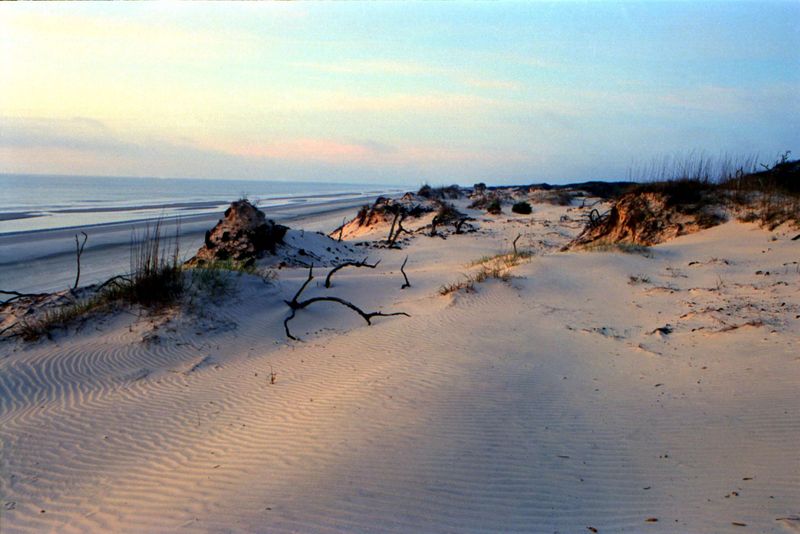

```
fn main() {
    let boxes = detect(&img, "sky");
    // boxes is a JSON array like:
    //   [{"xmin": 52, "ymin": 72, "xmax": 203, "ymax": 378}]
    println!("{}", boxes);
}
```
[{"xmin": 1, "ymin": 2, "xmax": 798, "ymax": 186}]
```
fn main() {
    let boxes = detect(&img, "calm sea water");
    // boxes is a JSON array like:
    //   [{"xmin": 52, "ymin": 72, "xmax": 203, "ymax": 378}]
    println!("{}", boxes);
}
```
[{"xmin": 0, "ymin": 174, "xmax": 402, "ymax": 234}]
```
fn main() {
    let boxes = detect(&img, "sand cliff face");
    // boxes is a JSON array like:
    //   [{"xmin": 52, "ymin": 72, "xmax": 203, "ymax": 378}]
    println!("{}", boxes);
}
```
[
  {"xmin": 570, "ymin": 191, "xmax": 725, "ymax": 247},
  {"xmin": 189, "ymin": 200, "xmax": 288, "ymax": 265}
]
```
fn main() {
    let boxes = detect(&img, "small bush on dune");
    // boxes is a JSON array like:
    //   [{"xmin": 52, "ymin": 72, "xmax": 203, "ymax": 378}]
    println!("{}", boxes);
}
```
[
  {"xmin": 434, "ymin": 202, "xmax": 464, "ymax": 224},
  {"xmin": 189, "ymin": 259, "xmax": 276, "ymax": 297},
  {"xmin": 486, "ymin": 198, "xmax": 502, "ymax": 215},
  {"xmin": 418, "ymin": 184, "xmax": 462, "ymax": 200},
  {"xmin": 529, "ymin": 190, "xmax": 574, "ymax": 206},
  {"xmin": 190, "ymin": 266, "xmax": 236, "ymax": 298},
  {"xmin": 511, "ymin": 201, "xmax": 532, "ymax": 214}
]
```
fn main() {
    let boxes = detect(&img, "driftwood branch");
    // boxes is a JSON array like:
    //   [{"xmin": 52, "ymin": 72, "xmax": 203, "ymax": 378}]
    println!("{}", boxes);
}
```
[
  {"xmin": 94, "ymin": 274, "xmax": 131, "ymax": 293},
  {"xmin": 383, "ymin": 209, "xmax": 410, "ymax": 248},
  {"xmin": 430, "ymin": 215, "xmax": 439, "ymax": 237},
  {"xmin": 73, "ymin": 231, "xmax": 88, "ymax": 290},
  {"xmin": 284, "ymin": 265, "xmax": 409, "ymax": 341},
  {"xmin": 400, "ymin": 255, "xmax": 411, "ymax": 289},
  {"xmin": 387, "ymin": 210, "xmax": 401, "ymax": 244},
  {"xmin": 324, "ymin": 258, "xmax": 381, "ymax": 288},
  {"xmin": 0, "ymin": 289, "xmax": 49, "ymax": 305},
  {"xmin": 0, "ymin": 323, "xmax": 19, "ymax": 338},
  {"xmin": 588, "ymin": 208, "xmax": 609, "ymax": 228},
  {"xmin": 512, "ymin": 233, "xmax": 521, "ymax": 256}
]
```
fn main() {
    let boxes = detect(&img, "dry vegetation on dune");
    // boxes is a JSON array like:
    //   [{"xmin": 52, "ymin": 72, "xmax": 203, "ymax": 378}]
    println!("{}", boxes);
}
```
[
  {"xmin": 9, "ymin": 220, "xmax": 184, "ymax": 341},
  {"xmin": 569, "ymin": 152, "xmax": 800, "ymax": 250},
  {"xmin": 2, "ymin": 219, "xmax": 277, "ymax": 342},
  {"xmin": 5, "ymin": 155, "xmax": 797, "ymax": 342},
  {"xmin": 439, "ymin": 246, "xmax": 533, "ymax": 296}
]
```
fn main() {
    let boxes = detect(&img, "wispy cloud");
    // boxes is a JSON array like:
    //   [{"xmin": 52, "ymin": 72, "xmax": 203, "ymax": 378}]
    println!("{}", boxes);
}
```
[
  {"xmin": 0, "ymin": 116, "xmax": 122, "ymax": 151},
  {"xmin": 291, "ymin": 59, "xmax": 524, "ymax": 93},
  {"xmin": 463, "ymin": 78, "xmax": 522, "ymax": 91},
  {"xmin": 217, "ymin": 138, "xmax": 398, "ymax": 163},
  {"xmin": 290, "ymin": 60, "xmax": 443, "ymax": 76}
]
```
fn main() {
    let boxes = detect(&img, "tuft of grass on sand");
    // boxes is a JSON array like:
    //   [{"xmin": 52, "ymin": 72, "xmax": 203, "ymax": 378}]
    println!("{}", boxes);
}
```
[
  {"xmin": 628, "ymin": 274, "xmax": 652, "ymax": 285},
  {"xmin": 440, "ymin": 250, "xmax": 532, "ymax": 296},
  {"xmin": 583, "ymin": 242, "xmax": 653, "ymax": 256},
  {"xmin": 15, "ymin": 293, "xmax": 114, "ymax": 341}
]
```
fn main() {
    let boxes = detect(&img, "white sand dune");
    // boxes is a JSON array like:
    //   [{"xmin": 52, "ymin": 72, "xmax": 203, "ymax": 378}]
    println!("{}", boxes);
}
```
[{"xmin": 1, "ymin": 201, "xmax": 798, "ymax": 533}]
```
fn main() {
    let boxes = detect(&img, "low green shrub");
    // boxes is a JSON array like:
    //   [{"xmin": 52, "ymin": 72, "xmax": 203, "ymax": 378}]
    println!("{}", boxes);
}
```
[{"xmin": 511, "ymin": 201, "xmax": 532, "ymax": 214}]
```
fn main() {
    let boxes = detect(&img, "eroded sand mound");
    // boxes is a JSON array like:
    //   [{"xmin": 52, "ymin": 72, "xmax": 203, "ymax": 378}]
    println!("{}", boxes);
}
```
[
  {"xmin": 189, "ymin": 200, "xmax": 288, "ymax": 265},
  {"xmin": 332, "ymin": 196, "xmax": 434, "ymax": 240},
  {"xmin": 570, "ymin": 191, "xmax": 725, "ymax": 247}
]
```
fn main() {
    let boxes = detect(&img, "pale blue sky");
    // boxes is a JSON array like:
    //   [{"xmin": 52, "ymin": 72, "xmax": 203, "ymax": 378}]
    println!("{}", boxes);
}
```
[{"xmin": 1, "ymin": 1, "xmax": 797, "ymax": 185}]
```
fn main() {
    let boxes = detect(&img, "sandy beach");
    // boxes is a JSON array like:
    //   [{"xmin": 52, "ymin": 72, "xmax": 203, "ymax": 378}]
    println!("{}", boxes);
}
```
[
  {"xmin": 1, "ymin": 189, "xmax": 798, "ymax": 533},
  {"xmin": 3, "ymin": 2, "xmax": 798, "ymax": 532}
]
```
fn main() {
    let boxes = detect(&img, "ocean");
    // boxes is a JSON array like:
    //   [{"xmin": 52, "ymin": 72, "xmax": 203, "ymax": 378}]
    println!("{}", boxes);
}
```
[
  {"xmin": 0, "ymin": 174, "xmax": 402, "ymax": 293},
  {"xmin": 0, "ymin": 174, "xmax": 402, "ymax": 235}
]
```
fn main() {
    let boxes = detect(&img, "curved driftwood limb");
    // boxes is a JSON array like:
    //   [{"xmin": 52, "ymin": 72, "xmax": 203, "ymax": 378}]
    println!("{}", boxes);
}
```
[
  {"xmin": 73, "ymin": 231, "xmax": 88, "ymax": 290},
  {"xmin": 290, "ymin": 264, "xmax": 316, "ymax": 303},
  {"xmin": 283, "ymin": 307, "xmax": 299, "ymax": 340},
  {"xmin": 293, "ymin": 296, "xmax": 408, "ymax": 322},
  {"xmin": 512, "ymin": 233, "xmax": 521, "ymax": 256},
  {"xmin": 94, "ymin": 274, "xmax": 132, "ymax": 293},
  {"xmin": 284, "ymin": 265, "xmax": 408, "ymax": 341},
  {"xmin": 0, "ymin": 323, "xmax": 19, "ymax": 338},
  {"xmin": 400, "ymin": 255, "xmax": 411, "ymax": 289},
  {"xmin": 324, "ymin": 258, "xmax": 381, "ymax": 288},
  {"xmin": 0, "ymin": 289, "xmax": 49, "ymax": 305},
  {"xmin": 587, "ymin": 208, "xmax": 610, "ymax": 228}
]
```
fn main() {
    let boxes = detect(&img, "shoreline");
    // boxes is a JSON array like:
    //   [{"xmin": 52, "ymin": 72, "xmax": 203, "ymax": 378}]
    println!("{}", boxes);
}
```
[{"xmin": 0, "ymin": 194, "xmax": 384, "ymax": 294}]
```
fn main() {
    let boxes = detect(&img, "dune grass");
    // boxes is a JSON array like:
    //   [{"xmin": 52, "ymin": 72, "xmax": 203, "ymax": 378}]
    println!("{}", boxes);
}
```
[
  {"xmin": 626, "ymin": 151, "xmax": 799, "ymax": 227},
  {"xmin": 440, "ymin": 249, "xmax": 533, "ymax": 296},
  {"xmin": 15, "ymin": 219, "xmax": 187, "ymax": 341},
  {"xmin": 582, "ymin": 242, "xmax": 653, "ymax": 256}
]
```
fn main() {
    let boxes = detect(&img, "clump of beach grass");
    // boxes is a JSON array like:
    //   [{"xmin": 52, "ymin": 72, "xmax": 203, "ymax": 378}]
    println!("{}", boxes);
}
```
[
  {"xmin": 582, "ymin": 241, "xmax": 653, "ymax": 256},
  {"xmin": 440, "ymin": 248, "xmax": 532, "ymax": 296},
  {"xmin": 11, "ymin": 219, "xmax": 191, "ymax": 341}
]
